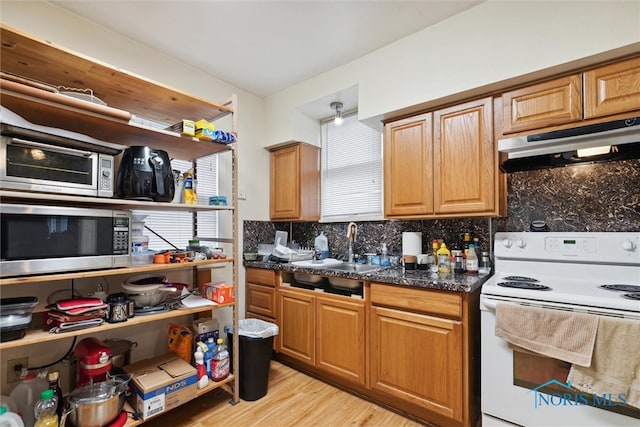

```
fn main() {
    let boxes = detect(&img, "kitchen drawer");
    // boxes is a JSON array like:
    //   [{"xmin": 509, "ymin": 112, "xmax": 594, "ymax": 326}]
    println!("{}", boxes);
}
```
[
  {"xmin": 246, "ymin": 283, "xmax": 277, "ymax": 318},
  {"xmin": 370, "ymin": 283, "xmax": 462, "ymax": 319},
  {"xmin": 246, "ymin": 267, "xmax": 277, "ymax": 287}
]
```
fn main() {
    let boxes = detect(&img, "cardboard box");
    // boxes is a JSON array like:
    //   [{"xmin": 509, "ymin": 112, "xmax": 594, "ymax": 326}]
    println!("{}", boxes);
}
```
[
  {"xmin": 124, "ymin": 353, "xmax": 197, "ymax": 419},
  {"xmin": 203, "ymin": 281, "xmax": 235, "ymax": 304}
]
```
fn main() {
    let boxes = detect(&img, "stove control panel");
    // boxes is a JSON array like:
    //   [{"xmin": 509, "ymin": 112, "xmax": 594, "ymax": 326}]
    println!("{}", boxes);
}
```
[
  {"xmin": 495, "ymin": 232, "xmax": 640, "ymax": 264},
  {"xmin": 545, "ymin": 236, "xmax": 596, "ymax": 253}
]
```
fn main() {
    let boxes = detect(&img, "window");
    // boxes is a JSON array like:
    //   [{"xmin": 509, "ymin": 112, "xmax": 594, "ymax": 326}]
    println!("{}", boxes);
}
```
[
  {"xmin": 134, "ymin": 155, "xmax": 218, "ymax": 251},
  {"xmin": 321, "ymin": 112, "xmax": 383, "ymax": 221}
]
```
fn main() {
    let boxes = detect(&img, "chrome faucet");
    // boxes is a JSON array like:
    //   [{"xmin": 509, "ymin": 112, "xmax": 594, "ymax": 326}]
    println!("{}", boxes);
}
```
[{"xmin": 347, "ymin": 222, "xmax": 358, "ymax": 264}]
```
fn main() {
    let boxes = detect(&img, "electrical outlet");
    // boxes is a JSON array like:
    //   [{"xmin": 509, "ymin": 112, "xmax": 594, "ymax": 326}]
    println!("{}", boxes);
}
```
[{"xmin": 6, "ymin": 357, "xmax": 28, "ymax": 383}]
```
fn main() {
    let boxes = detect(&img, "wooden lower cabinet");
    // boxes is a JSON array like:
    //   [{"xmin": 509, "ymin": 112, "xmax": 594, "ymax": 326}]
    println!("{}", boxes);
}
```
[
  {"xmin": 274, "ymin": 276, "xmax": 480, "ymax": 427},
  {"xmin": 369, "ymin": 305, "xmax": 463, "ymax": 422},
  {"xmin": 277, "ymin": 287, "xmax": 366, "ymax": 386},
  {"xmin": 278, "ymin": 288, "xmax": 315, "ymax": 365},
  {"xmin": 315, "ymin": 296, "xmax": 365, "ymax": 385}
]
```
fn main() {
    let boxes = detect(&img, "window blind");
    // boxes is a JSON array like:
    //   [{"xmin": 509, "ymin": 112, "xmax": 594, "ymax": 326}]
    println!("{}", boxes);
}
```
[
  {"xmin": 134, "ymin": 155, "xmax": 218, "ymax": 251},
  {"xmin": 321, "ymin": 113, "xmax": 383, "ymax": 221}
]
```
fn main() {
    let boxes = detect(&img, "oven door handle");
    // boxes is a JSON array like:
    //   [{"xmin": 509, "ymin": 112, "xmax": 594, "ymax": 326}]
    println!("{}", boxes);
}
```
[
  {"xmin": 8, "ymin": 137, "xmax": 93, "ymax": 157},
  {"xmin": 480, "ymin": 297, "xmax": 499, "ymax": 311}
]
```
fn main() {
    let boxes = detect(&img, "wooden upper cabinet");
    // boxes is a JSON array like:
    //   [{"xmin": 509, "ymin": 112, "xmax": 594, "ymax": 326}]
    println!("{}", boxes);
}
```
[
  {"xmin": 269, "ymin": 143, "xmax": 320, "ymax": 221},
  {"xmin": 384, "ymin": 113, "xmax": 434, "ymax": 217},
  {"xmin": 501, "ymin": 74, "xmax": 582, "ymax": 134},
  {"xmin": 433, "ymin": 97, "xmax": 495, "ymax": 215},
  {"xmin": 584, "ymin": 56, "xmax": 640, "ymax": 119}
]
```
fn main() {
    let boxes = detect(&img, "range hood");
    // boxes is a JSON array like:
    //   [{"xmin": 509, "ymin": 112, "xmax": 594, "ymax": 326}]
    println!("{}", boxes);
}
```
[{"xmin": 499, "ymin": 117, "xmax": 640, "ymax": 172}]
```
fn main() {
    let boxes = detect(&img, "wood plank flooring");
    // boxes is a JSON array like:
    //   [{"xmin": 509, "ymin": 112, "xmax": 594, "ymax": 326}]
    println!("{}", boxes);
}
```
[{"xmin": 143, "ymin": 361, "xmax": 426, "ymax": 426}]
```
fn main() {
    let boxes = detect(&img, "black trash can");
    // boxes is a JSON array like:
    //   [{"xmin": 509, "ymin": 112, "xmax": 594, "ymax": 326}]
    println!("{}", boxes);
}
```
[{"xmin": 227, "ymin": 319, "xmax": 279, "ymax": 401}]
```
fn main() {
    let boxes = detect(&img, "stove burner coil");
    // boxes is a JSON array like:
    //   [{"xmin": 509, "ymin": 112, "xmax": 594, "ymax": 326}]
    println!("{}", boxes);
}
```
[
  {"xmin": 600, "ymin": 284, "xmax": 640, "ymax": 292},
  {"xmin": 497, "ymin": 281, "xmax": 551, "ymax": 290},
  {"xmin": 622, "ymin": 293, "xmax": 640, "ymax": 301},
  {"xmin": 502, "ymin": 276, "xmax": 539, "ymax": 282}
]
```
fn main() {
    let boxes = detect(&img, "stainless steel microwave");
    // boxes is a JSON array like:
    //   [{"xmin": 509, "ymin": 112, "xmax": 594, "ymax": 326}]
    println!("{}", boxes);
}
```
[
  {"xmin": 0, "ymin": 125, "xmax": 116, "ymax": 198},
  {"xmin": 0, "ymin": 204, "xmax": 131, "ymax": 277}
]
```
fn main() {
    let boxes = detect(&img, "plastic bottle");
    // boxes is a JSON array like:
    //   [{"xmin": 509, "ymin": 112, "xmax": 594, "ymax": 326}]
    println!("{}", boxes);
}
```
[
  {"xmin": 194, "ymin": 346, "xmax": 209, "ymax": 389},
  {"xmin": 314, "ymin": 232, "xmax": 329, "ymax": 259},
  {"xmin": 210, "ymin": 338, "xmax": 230, "ymax": 382},
  {"xmin": 436, "ymin": 243, "xmax": 451, "ymax": 274},
  {"xmin": 33, "ymin": 390, "xmax": 57, "ymax": 427},
  {"xmin": 46, "ymin": 371, "xmax": 63, "ymax": 423},
  {"xmin": 466, "ymin": 243, "xmax": 479, "ymax": 274},
  {"xmin": 380, "ymin": 243, "xmax": 389, "ymax": 267},
  {"xmin": 431, "ymin": 239, "xmax": 439, "ymax": 263},
  {"xmin": 463, "ymin": 233, "xmax": 471, "ymax": 256},
  {"xmin": 0, "ymin": 405, "xmax": 25, "ymax": 427},
  {"xmin": 10, "ymin": 371, "xmax": 48, "ymax": 427},
  {"xmin": 204, "ymin": 337, "xmax": 215, "ymax": 378},
  {"xmin": 182, "ymin": 170, "xmax": 197, "ymax": 205}
]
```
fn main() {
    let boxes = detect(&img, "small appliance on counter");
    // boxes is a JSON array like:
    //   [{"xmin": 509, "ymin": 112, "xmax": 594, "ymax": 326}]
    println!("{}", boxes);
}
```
[{"xmin": 116, "ymin": 146, "xmax": 174, "ymax": 202}]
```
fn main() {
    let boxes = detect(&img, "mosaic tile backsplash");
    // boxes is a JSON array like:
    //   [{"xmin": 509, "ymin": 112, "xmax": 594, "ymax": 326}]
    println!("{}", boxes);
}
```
[{"xmin": 244, "ymin": 159, "xmax": 640, "ymax": 257}]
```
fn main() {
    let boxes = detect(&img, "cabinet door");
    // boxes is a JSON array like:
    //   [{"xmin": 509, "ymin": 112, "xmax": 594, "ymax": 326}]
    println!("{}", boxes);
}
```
[
  {"xmin": 433, "ymin": 97, "xmax": 495, "ymax": 214},
  {"xmin": 370, "ymin": 305, "xmax": 463, "ymax": 422},
  {"xmin": 384, "ymin": 113, "xmax": 433, "ymax": 217},
  {"xmin": 270, "ymin": 145, "xmax": 301, "ymax": 220},
  {"xmin": 269, "ymin": 144, "xmax": 320, "ymax": 221},
  {"xmin": 278, "ymin": 289, "xmax": 315, "ymax": 365},
  {"xmin": 501, "ymin": 75, "xmax": 582, "ymax": 134},
  {"xmin": 246, "ymin": 283, "xmax": 276, "ymax": 318},
  {"xmin": 584, "ymin": 57, "xmax": 640, "ymax": 119},
  {"xmin": 315, "ymin": 296, "xmax": 365, "ymax": 385}
]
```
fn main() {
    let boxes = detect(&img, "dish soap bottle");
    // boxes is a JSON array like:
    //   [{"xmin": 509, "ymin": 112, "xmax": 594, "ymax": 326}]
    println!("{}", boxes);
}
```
[
  {"xmin": 314, "ymin": 232, "xmax": 329, "ymax": 259},
  {"xmin": 380, "ymin": 243, "xmax": 390, "ymax": 267},
  {"xmin": 211, "ymin": 338, "xmax": 230, "ymax": 382}
]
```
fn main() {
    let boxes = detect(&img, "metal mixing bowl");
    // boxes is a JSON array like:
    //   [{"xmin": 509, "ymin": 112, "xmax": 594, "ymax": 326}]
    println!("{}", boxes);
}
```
[{"xmin": 63, "ymin": 378, "xmax": 128, "ymax": 427}]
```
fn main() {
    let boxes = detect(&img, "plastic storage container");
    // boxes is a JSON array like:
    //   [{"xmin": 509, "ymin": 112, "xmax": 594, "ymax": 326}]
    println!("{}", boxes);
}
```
[
  {"xmin": 227, "ymin": 319, "xmax": 279, "ymax": 401},
  {"xmin": 0, "ymin": 297, "xmax": 38, "ymax": 342}
]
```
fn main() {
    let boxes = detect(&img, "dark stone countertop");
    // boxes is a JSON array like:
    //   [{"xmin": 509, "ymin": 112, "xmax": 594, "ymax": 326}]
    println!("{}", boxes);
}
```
[{"xmin": 244, "ymin": 261, "xmax": 490, "ymax": 293}]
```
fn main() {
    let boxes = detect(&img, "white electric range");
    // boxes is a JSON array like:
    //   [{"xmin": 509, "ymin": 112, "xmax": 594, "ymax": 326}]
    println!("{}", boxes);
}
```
[{"xmin": 480, "ymin": 231, "xmax": 640, "ymax": 427}]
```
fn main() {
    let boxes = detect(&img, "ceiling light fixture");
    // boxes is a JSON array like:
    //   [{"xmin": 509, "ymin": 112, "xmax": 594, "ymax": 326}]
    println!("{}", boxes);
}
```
[{"xmin": 330, "ymin": 101, "xmax": 343, "ymax": 125}]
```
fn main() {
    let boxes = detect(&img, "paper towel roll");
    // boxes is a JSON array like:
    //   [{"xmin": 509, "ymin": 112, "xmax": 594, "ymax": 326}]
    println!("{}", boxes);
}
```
[{"xmin": 402, "ymin": 232, "xmax": 422, "ymax": 256}]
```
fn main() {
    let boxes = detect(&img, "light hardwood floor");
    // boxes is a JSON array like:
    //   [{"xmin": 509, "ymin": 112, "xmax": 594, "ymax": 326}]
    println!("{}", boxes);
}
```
[{"xmin": 143, "ymin": 361, "xmax": 426, "ymax": 426}]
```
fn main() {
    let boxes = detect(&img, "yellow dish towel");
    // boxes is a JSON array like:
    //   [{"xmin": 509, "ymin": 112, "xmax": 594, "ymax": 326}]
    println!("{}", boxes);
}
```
[
  {"xmin": 495, "ymin": 303, "xmax": 599, "ymax": 367},
  {"xmin": 568, "ymin": 316, "xmax": 640, "ymax": 409}
]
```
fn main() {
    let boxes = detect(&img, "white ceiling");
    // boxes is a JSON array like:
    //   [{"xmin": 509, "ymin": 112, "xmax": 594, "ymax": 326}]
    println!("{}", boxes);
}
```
[{"xmin": 50, "ymin": 0, "xmax": 482, "ymax": 103}]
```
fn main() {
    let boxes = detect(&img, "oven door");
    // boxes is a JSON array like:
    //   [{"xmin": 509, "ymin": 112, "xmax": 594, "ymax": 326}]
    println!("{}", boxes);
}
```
[
  {"xmin": 481, "ymin": 296, "xmax": 639, "ymax": 426},
  {"xmin": 0, "ymin": 135, "xmax": 100, "ymax": 196},
  {"xmin": 0, "ymin": 204, "xmax": 130, "ymax": 277}
]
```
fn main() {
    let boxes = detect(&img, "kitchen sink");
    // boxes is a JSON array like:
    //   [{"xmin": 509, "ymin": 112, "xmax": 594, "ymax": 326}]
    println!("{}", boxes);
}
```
[
  {"xmin": 291, "ymin": 259, "xmax": 343, "ymax": 269},
  {"xmin": 326, "ymin": 263, "xmax": 381, "ymax": 273}
]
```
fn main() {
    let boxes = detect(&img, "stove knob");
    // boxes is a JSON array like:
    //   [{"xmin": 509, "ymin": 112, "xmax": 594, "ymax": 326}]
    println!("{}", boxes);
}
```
[
  {"xmin": 622, "ymin": 239, "xmax": 636, "ymax": 251},
  {"xmin": 502, "ymin": 238, "xmax": 513, "ymax": 248},
  {"xmin": 515, "ymin": 239, "xmax": 526, "ymax": 248}
]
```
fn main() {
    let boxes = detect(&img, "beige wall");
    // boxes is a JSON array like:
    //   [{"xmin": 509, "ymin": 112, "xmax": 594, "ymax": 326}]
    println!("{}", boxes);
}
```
[{"xmin": 265, "ymin": 0, "xmax": 640, "ymax": 143}]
